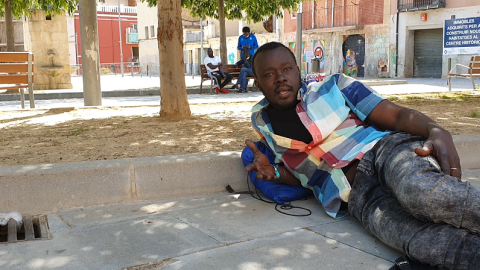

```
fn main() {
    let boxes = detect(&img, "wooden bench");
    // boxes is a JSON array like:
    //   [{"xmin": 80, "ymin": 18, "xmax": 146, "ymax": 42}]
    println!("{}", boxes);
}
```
[
  {"xmin": 200, "ymin": 64, "xmax": 255, "ymax": 94},
  {"xmin": 0, "ymin": 52, "xmax": 35, "ymax": 108},
  {"xmin": 448, "ymin": 56, "xmax": 480, "ymax": 91}
]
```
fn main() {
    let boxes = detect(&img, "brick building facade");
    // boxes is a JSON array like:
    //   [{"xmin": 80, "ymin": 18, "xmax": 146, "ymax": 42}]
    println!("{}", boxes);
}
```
[{"xmin": 281, "ymin": 0, "xmax": 390, "ymax": 78}]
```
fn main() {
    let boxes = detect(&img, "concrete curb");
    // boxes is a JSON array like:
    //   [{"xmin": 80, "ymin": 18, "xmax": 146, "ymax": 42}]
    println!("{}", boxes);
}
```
[
  {"xmin": 0, "ymin": 151, "xmax": 247, "ymax": 214},
  {"xmin": 1, "ymin": 135, "xmax": 479, "ymax": 214},
  {"xmin": 0, "ymin": 80, "xmax": 408, "ymax": 101},
  {"xmin": 0, "ymin": 88, "xmax": 205, "ymax": 101}
]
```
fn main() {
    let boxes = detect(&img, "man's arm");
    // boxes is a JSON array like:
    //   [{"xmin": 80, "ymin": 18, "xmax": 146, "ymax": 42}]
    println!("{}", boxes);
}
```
[
  {"xmin": 251, "ymin": 35, "xmax": 259, "ymax": 50},
  {"xmin": 366, "ymin": 99, "xmax": 461, "ymax": 179},
  {"xmin": 245, "ymin": 140, "xmax": 302, "ymax": 186},
  {"xmin": 206, "ymin": 58, "xmax": 223, "ymax": 72},
  {"xmin": 234, "ymin": 59, "xmax": 244, "ymax": 68},
  {"xmin": 237, "ymin": 37, "xmax": 243, "ymax": 51}
]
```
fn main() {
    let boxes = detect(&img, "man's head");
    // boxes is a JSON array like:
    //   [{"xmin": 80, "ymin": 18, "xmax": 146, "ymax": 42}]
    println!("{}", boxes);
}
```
[
  {"xmin": 243, "ymin": 48, "xmax": 251, "ymax": 59},
  {"xmin": 207, "ymin": 48, "xmax": 214, "ymax": 58},
  {"xmin": 252, "ymin": 42, "xmax": 301, "ymax": 110},
  {"xmin": 242, "ymin": 26, "xmax": 250, "ymax": 38}
]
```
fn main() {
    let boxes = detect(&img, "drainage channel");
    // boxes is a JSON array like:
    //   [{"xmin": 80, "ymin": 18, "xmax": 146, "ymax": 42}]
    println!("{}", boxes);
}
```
[{"xmin": 0, "ymin": 215, "xmax": 49, "ymax": 244}]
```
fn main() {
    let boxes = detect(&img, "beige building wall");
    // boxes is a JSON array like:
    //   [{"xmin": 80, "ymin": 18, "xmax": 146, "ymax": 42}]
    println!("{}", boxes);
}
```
[
  {"xmin": 66, "ymin": 15, "xmax": 77, "ymax": 66},
  {"xmin": 0, "ymin": 17, "xmax": 24, "ymax": 51},
  {"xmin": 447, "ymin": 0, "xmax": 480, "ymax": 9},
  {"xmin": 137, "ymin": 1, "xmax": 160, "ymax": 74},
  {"xmin": 136, "ymin": 2, "xmax": 274, "ymax": 75},
  {"xmin": 394, "ymin": 4, "xmax": 480, "ymax": 78}
]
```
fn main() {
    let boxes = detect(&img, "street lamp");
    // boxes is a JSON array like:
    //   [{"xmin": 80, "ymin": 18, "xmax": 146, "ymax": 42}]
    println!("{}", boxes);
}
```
[{"xmin": 118, "ymin": 0, "xmax": 124, "ymax": 77}]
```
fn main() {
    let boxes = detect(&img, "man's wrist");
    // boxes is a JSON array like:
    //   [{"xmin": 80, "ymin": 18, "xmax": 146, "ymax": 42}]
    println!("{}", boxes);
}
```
[{"xmin": 271, "ymin": 164, "xmax": 281, "ymax": 179}]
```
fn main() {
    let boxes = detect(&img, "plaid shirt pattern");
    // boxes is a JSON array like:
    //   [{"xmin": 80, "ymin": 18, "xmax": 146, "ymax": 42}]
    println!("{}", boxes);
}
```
[{"xmin": 251, "ymin": 74, "xmax": 391, "ymax": 218}]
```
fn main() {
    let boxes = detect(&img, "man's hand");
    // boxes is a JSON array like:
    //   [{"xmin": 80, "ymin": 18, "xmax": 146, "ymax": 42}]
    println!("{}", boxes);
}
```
[
  {"xmin": 245, "ymin": 139, "xmax": 278, "ymax": 181},
  {"xmin": 366, "ymin": 100, "xmax": 462, "ymax": 180},
  {"xmin": 218, "ymin": 63, "xmax": 223, "ymax": 67},
  {"xmin": 414, "ymin": 128, "xmax": 462, "ymax": 179}
]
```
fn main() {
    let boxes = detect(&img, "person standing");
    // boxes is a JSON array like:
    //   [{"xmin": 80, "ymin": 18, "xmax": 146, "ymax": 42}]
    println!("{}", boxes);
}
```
[
  {"xmin": 204, "ymin": 48, "xmax": 232, "ymax": 94},
  {"xmin": 237, "ymin": 26, "xmax": 258, "ymax": 60}
]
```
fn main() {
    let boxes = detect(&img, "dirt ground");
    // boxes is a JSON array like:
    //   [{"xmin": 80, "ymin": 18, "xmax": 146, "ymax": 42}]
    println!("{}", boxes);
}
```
[{"xmin": 1, "ymin": 92, "xmax": 479, "ymax": 167}]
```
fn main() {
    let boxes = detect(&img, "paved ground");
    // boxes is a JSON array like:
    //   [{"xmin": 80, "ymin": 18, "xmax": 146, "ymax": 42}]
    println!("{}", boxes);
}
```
[
  {"xmin": 1, "ymin": 168, "xmax": 479, "ymax": 270},
  {"xmin": 0, "ymin": 75, "xmax": 479, "ymax": 111},
  {"xmin": 1, "ymin": 74, "xmax": 480, "ymax": 270}
]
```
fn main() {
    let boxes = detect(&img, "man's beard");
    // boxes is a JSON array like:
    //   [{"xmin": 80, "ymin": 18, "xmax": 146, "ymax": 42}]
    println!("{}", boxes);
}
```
[
  {"xmin": 258, "ymin": 75, "xmax": 301, "ymax": 110},
  {"xmin": 259, "ymin": 86, "xmax": 299, "ymax": 110}
]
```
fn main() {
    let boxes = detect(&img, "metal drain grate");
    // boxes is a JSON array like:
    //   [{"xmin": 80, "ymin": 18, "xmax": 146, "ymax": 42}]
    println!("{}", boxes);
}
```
[{"xmin": 0, "ymin": 215, "xmax": 49, "ymax": 244}]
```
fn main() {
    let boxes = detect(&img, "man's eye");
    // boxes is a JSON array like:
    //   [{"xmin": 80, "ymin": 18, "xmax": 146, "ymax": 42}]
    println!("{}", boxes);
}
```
[
  {"xmin": 284, "ymin": 67, "xmax": 292, "ymax": 71},
  {"xmin": 264, "ymin": 73, "xmax": 272, "ymax": 77}
]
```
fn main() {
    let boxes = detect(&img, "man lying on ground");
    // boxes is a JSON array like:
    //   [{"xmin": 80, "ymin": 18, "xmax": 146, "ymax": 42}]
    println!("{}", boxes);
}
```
[{"xmin": 245, "ymin": 41, "xmax": 480, "ymax": 269}]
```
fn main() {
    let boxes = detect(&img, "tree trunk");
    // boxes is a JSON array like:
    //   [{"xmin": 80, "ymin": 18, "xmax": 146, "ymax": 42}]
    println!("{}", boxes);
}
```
[
  {"xmin": 5, "ymin": 0, "xmax": 15, "ymax": 52},
  {"xmin": 218, "ymin": 0, "xmax": 227, "ymax": 63},
  {"xmin": 79, "ymin": 0, "xmax": 102, "ymax": 106},
  {"xmin": 157, "ymin": 0, "xmax": 191, "ymax": 118}
]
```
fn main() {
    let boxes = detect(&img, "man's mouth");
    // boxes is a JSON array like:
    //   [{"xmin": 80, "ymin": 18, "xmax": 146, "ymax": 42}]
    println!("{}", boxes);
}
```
[{"xmin": 276, "ymin": 85, "xmax": 293, "ymax": 97}]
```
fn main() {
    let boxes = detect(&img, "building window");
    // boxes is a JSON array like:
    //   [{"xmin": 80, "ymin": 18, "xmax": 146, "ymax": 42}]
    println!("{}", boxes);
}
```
[
  {"xmin": 150, "ymin": 26, "xmax": 155, "ymax": 38},
  {"xmin": 145, "ymin": 26, "xmax": 149, "ymax": 39},
  {"xmin": 131, "ymin": 24, "xmax": 137, "ymax": 32},
  {"xmin": 291, "ymin": 9, "xmax": 297, "ymax": 19}
]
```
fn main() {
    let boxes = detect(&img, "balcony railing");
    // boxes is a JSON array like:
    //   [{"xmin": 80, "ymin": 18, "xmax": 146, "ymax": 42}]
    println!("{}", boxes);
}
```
[
  {"xmin": 126, "ymin": 27, "xmax": 138, "ymax": 44},
  {"xmin": 97, "ymin": 5, "xmax": 137, "ymax": 14},
  {"xmin": 127, "ymin": 33, "xmax": 138, "ymax": 44},
  {"xmin": 185, "ymin": 31, "xmax": 204, "ymax": 43},
  {"xmin": 314, "ymin": 5, "xmax": 359, "ymax": 29},
  {"xmin": 398, "ymin": 0, "xmax": 446, "ymax": 12}
]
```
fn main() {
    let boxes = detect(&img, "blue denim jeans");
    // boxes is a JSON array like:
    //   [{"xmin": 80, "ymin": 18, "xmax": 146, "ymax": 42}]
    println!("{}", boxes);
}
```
[
  {"xmin": 349, "ymin": 132, "xmax": 480, "ymax": 269},
  {"xmin": 237, "ymin": 67, "xmax": 254, "ymax": 90}
]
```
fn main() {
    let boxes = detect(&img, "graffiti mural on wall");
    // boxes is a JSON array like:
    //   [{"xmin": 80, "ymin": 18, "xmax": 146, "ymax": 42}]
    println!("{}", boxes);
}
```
[
  {"xmin": 313, "ymin": 40, "xmax": 326, "ymax": 75},
  {"xmin": 228, "ymin": 52, "xmax": 235, "ymax": 65},
  {"xmin": 342, "ymin": 34, "xmax": 365, "ymax": 77},
  {"xmin": 289, "ymin": 41, "xmax": 307, "ymax": 76},
  {"xmin": 365, "ymin": 34, "xmax": 389, "ymax": 75}
]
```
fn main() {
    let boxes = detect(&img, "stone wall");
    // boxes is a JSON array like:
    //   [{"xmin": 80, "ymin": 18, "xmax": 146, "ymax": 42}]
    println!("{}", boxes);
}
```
[
  {"xmin": 364, "ymin": 25, "xmax": 390, "ymax": 78},
  {"xmin": 23, "ymin": 10, "xmax": 73, "ymax": 90},
  {"xmin": 0, "ymin": 17, "xmax": 24, "ymax": 52}
]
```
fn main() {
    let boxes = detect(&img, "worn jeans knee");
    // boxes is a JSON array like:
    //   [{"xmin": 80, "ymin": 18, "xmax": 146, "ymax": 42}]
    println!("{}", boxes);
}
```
[{"xmin": 348, "ymin": 132, "xmax": 480, "ymax": 269}]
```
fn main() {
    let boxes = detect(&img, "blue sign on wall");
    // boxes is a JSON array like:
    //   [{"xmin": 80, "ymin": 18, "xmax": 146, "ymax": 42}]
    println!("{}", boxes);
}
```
[{"xmin": 444, "ymin": 16, "xmax": 480, "ymax": 55}]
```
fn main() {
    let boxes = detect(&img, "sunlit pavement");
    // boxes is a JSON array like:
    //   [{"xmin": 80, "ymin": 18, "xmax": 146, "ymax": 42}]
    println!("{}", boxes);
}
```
[
  {"xmin": 1, "ymin": 75, "xmax": 479, "ymax": 269},
  {"xmin": 0, "ymin": 75, "xmax": 479, "ymax": 111}
]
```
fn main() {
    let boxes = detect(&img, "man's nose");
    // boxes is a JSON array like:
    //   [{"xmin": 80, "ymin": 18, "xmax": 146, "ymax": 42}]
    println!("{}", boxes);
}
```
[{"xmin": 275, "ymin": 72, "xmax": 287, "ymax": 84}]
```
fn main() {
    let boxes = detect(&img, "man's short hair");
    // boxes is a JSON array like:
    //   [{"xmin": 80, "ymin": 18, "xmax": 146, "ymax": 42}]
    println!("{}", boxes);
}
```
[
  {"xmin": 242, "ymin": 26, "xmax": 250, "ymax": 33},
  {"xmin": 252, "ymin": 42, "xmax": 297, "ymax": 77}
]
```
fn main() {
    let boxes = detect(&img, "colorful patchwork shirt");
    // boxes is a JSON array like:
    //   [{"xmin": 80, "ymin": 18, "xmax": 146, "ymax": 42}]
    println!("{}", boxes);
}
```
[{"xmin": 251, "ymin": 74, "xmax": 391, "ymax": 218}]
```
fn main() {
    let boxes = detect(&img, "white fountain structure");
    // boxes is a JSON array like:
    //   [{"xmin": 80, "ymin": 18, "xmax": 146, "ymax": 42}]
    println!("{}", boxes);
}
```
[{"xmin": 23, "ymin": 10, "xmax": 72, "ymax": 90}]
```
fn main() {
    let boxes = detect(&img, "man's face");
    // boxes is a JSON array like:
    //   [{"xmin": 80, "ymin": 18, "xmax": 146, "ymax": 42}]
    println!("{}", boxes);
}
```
[
  {"xmin": 243, "ymin": 32, "xmax": 249, "ymax": 38},
  {"xmin": 254, "ymin": 47, "xmax": 301, "ymax": 110},
  {"xmin": 207, "ymin": 48, "xmax": 213, "ymax": 57}
]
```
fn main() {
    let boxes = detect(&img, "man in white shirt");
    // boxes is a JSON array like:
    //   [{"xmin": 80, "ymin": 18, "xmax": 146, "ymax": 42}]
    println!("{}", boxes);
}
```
[{"xmin": 204, "ymin": 48, "xmax": 232, "ymax": 94}]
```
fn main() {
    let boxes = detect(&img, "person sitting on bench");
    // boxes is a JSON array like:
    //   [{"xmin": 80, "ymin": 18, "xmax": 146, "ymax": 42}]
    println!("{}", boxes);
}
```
[
  {"xmin": 231, "ymin": 49, "xmax": 254, "ymax": 93},
  {"xmin": 204, "ymin": 48, "xmax": 232, "ymax": 94}
]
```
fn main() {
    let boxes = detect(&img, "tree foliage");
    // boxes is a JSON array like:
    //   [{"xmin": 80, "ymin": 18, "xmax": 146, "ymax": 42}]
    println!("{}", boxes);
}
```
[
  {"xmin": 143, "ymin": 0, "xmax": 299, "ymax": 23},
  {"xmin": 0, "ymin": 0, "xmax": 78, "ymax": 18}
]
